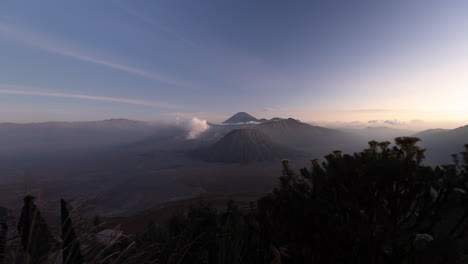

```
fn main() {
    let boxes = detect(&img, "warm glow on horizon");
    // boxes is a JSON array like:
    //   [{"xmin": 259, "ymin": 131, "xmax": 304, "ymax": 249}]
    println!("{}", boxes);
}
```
[{"xmin": 0, "ymin": 1, "xmax": 466, "ymax": 128}]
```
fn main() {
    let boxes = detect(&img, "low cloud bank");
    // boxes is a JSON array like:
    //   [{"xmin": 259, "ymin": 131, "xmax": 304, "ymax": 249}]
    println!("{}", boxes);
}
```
[
  {"xmin": 316, "ymin": 119, "xmax": 411, "ymax": 129},
  {"xmin": 368, "ymin": 120, "xmax": 405, "ymax": 126}
]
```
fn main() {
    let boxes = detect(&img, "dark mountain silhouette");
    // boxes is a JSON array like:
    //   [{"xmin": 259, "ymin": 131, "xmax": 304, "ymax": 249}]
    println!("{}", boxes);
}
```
[
  {"xmin": 412, "ymin": 128, "xmax": 449, "ymax": 137},
  {"xmin": 223, "ymin": 112, "xmax": 259, "ymax": 124},
  {"xmin": 193, "ymin": 129, "xmax": 304, "ymax": 163},
  {"xmin": 414, "ymin": 125, "xmax": 468, "ymax": 164},
  {"xmin": 253, "ymin": 118, "xmax": 361, "ymax": 154},
  {"xmin": 257, "ymin": 118, "xmax": 334, "ymax": 137}
]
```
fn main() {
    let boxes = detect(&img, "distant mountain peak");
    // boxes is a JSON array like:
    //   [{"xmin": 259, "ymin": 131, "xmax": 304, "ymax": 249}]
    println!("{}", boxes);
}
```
[{"xmin": 223, "ymin": 112, "xmax": 258, "ymax": 124}]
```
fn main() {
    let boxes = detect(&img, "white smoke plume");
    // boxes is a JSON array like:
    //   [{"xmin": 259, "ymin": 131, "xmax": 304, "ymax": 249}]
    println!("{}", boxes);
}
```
[{"xmin": 185, "ymin": 117, "xmax": 209, "ymax": 139}]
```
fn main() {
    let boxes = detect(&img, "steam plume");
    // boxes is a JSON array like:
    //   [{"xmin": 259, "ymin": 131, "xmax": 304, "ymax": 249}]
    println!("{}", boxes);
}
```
[{"xmin": 185, "ymin": 117, "xmax": 209, "ymax": 139}]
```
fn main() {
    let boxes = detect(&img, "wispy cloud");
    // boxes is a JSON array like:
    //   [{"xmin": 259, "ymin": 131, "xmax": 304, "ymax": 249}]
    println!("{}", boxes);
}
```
[
  {"xmin": 0, "ymin": 84, "xmax": 179, "ymax": 109},
  {"xmin": 0, "ymin": 23, "xmax": 188, "ymax": 86}
]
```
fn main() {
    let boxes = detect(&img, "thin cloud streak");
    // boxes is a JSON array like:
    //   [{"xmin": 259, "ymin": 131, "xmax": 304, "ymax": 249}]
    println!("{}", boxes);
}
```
[
  {"xmin": 0, "ymin": 23, "xmax": 188, "ymax": 87},
  {"xmin": 0, "ymin": 85, "xmax": 179, "ymax": 109}
]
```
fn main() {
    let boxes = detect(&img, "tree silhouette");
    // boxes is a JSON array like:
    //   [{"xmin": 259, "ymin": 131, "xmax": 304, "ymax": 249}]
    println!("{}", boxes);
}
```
[{"xmin": 17, "ymin": 196, "xmax": 54, "ymax": 264}]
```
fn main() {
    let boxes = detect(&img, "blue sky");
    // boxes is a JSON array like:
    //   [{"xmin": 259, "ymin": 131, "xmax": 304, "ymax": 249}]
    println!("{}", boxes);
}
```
[{"xmin": 0, "ymin": 0, "xmax": 467, "ymax": 127}]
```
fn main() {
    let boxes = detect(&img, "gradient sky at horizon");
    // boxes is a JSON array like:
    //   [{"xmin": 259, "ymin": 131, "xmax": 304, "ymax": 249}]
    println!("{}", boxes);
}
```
[{"xmin": 0, "ymin": 0, "xmax": 467, "ymax": 128}]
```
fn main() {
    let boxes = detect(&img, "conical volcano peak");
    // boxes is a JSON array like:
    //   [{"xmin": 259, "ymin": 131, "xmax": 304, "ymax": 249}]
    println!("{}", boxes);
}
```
[{"xmin": 222, "ymin": 112, "xmax": 259, "ymax": 124}]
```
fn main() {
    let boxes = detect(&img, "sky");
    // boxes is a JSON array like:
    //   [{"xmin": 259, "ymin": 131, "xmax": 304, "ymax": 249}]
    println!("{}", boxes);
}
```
[{"xmin": 0, "ymin": 0, "xmax": 467, "ymax": 129}]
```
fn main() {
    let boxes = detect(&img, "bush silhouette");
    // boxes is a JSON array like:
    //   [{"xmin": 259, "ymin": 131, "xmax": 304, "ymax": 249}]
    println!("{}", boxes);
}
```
[{"xmin": 2, "ymin": 138, "xmax": 468, "ymax": 263}]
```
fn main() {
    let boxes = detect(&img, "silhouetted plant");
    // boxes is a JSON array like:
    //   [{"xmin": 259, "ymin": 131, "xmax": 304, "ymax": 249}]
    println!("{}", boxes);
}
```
[
  {"xmin": 17, "ymin": 196, "xmax": 54, "ymax": 264},
  {"xmin": 256, "ymin": 138, "xmax": 468, "ymax": 263},
  {"xmin": 3, "ymin": 139, "xmax": 468, "ymax": 264}
]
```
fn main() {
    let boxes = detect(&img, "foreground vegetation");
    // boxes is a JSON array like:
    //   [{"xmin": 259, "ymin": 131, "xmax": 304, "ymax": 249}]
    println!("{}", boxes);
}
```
[{"xmin": 2, "ymin": 137, "xmax": 468, "ymax": 263}]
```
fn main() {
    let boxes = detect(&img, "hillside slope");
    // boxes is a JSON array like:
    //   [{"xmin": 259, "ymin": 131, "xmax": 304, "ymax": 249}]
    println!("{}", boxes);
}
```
[
  {"xmin": 254, "ymin": 118, "xmax": 362, "ymax": 153},
  {"xmin": 193, "ymin": 129, "xmax": 304, "ymax": 163},
  {"xmin": 415, "ymin": 125, "xmax": 468, "ymax": 164}
]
